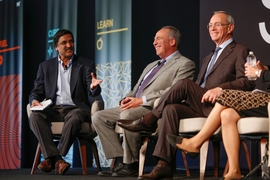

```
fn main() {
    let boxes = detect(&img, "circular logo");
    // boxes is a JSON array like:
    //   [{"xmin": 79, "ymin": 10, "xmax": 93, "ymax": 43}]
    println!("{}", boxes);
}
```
[{"xmin": 96, "ymin": 37, "xmax": 103, "ymax": 50}]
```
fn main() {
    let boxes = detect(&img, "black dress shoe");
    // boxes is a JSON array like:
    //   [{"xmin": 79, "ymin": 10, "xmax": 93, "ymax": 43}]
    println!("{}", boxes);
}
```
[
  {"xmin": 112, "ymin": 163, "xmax": 138, "ymax": 177},
  {"xmin": 117, "ymin": 117, "xmax": 157, "ymax": 132},
  {"xmin": 166, "ymin": 134, "xmax": 199, "ymax": 159},
  {"xmin": 98, "ymin": 162, "xmax": 124, "ymax": 176},
  {"xmin": 37, "ymin": 159, "xmax": 55, "ymax": 173},
  {"xmin": 137, "ymin": 164, "xmax": 172, "ymax": 180}
]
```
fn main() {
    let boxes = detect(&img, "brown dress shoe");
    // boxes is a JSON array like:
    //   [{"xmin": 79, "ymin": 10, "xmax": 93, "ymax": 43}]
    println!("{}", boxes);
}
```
[
  {"xmin": 37, "ymin": 159, "xmax": 55, "ymax": 173},
  {"xmin": 137, "ymin": 165, "xmax": 173, "ymax": 180},
  {"xmin": 55, "ymin": 159, "xmax": 71, "ymax": 175},
  {"xmin": 117, "ymin": 118, "xmax": 157, "ymax": 132}
]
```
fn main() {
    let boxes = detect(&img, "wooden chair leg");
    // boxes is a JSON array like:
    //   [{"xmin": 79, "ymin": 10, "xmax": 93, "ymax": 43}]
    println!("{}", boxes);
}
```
[
  {"xmin": 31, "ymin": 143, "xmax": 41, "ymax": 174},
  {"xmin": 200, "ymin": 140, "xmax": 209, "ymax": 180},
  {"xmin": 77, "ymin": 139, "xmax": 87, "ymax": 175},
  {"xmin": 181, "ymin": 151, "xmax": 190, "ymax": 176},
  {"xmin": 212, "ymin": 140, "xmax": 220, "ymax": 178},
  {"xmin": 139, "ymin": 136, "xmax": 149, "ymax": 176},
  {"xmin": 89, "ymin": 139, "xmax": 102, "ymax": 172},
  {"xmin": 241, "ymin": 141, "xmax": 251, "ymax": 171}
]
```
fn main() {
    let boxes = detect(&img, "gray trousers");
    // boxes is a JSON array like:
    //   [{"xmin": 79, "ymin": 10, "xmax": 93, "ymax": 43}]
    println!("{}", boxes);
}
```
[
  {"xmin": 92, "ymin": 106, "xmax": 151, "ymax": 164},
  {"xmin": 29, "ymin": 106, "xmax": 88, "ymax": 158}
]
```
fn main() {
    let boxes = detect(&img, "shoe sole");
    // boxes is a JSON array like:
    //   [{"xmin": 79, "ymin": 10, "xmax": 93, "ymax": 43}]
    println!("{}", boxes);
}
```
[
  {"xmin": 37, "ymin": 165, "xmax": 54, "ymax": 173},
  {"xmin": 112, "ymin": 172, "xmax": 138, "ymax": 177}
]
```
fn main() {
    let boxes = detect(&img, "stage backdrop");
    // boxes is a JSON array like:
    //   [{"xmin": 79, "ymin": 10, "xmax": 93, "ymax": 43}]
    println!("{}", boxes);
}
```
[
  {"xmin": 0, "ymin": 0, "xmax": 23, "ymax": 169},
  {"xmin": 95, "ymin": 0, "xmax": 132, "ymax": 167}
]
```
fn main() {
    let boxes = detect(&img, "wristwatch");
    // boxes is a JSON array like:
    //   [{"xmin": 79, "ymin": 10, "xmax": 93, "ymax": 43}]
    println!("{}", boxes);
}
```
[{"xmin": 255, "ymin": 70, "xmax": 259, "ymax": 78}]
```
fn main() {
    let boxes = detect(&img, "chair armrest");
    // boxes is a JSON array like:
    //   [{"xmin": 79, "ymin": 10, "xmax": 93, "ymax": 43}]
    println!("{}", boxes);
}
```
[
  {"xmin": 153, "ymin": 98, "xmax": 160, "ymax": 108},
  {"xmin": 26, "ymin": 104, "xmax": 32, "ymax": 118}
]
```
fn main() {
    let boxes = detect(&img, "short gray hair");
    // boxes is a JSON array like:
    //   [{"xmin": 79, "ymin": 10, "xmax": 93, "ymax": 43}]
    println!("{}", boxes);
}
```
[
  {"xmin": 214, "ymin": 11, "xmax": 235, "ymax": 24},
  {"xmin": 162, "ymin": 26, "xmax": 181, "ymax": 46}
]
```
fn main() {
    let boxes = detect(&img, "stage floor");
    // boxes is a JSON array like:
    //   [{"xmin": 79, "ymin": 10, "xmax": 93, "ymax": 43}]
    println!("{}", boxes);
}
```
[{"xmin": 0, "ymin": 167, "xmax": 264, "ymax": 180}]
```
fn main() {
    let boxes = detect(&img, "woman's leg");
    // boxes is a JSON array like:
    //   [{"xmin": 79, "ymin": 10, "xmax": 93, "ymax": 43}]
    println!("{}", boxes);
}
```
[
  {"xmin": 176, "ymin": 103, "xmax": 227, "ymax": 152},
  {"xmin": 220, "ymin": 108, "xmax": 242, "ymax": 179}
]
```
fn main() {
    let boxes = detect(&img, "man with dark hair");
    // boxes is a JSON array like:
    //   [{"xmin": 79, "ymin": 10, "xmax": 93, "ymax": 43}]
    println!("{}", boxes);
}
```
[{"xmin": 29, "ymin": 29, "xmax": 102, "ymax": 175}]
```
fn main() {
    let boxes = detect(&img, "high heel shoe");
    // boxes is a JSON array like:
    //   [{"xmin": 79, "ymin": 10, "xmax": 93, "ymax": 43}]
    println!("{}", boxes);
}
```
[{"xmin": 166, "ymin": 134, "xmax": 199, "ymax": 159}]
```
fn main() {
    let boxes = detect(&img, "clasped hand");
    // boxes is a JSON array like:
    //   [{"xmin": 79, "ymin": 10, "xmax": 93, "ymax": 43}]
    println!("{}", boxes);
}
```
[{"xmin": 120, "ymin": 97, "xmax": 143, "ymax": 111}]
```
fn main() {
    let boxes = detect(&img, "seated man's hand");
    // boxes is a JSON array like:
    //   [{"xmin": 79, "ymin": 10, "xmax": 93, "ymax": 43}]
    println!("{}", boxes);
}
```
[
  {"xmin": 90, "ymin": 72, "xmax": 103, "ymax": 90},
  {"xmin": 120, "ymin": 97, "xmax": 143, "ymax": 111},
  {"xmin": 31, "ymin": 99, "xmax": 42, "ymax": 107},
  {"xmin": 201, "ymin": 87, "xmax": 222, "ymax": 104}
]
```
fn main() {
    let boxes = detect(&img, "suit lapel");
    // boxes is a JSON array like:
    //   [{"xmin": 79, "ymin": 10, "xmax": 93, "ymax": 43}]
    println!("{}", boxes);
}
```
[
  {"xmin": 70, "ymin": 55, "xmax": 80, "ymax": 94},
  {"xmin": 143, "ymin": 52, "xmax": 179, "ymax": 88},
  {"xmin": 50, "ymin": 58, "xmax": 58, "ymax": 96},
  {"xmin": 208, "ymin": 41, "xmax": 236, "ymax": 75}
]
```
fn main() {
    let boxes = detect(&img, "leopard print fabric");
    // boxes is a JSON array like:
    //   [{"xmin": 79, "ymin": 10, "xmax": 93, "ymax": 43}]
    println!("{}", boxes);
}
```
[{"xmin": 216, "ymin": 89, "xmax": 270, "ymax": 111}]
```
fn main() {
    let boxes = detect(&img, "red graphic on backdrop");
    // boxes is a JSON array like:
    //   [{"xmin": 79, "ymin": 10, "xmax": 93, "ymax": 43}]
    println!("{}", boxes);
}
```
[
  {"xmin": 0, "ymin": 46, "xmax": 20, "ymax": 66},
  {"xmin": 0, "ymin": 55, "xmax": 3, "ymax": 65},
  {"xmin": 0, "ymin": 74, "xmax": 21, "ymax": 169}
]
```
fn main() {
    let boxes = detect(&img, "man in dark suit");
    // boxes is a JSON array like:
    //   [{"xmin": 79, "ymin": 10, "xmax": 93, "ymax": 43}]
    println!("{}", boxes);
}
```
[
  {"xmin": 118, "ymin": 11, "xmax": 256, "ymax": 179},
  {"xmin": 28, "ymin": 29, "xmax": 102, "ymax": 175}
]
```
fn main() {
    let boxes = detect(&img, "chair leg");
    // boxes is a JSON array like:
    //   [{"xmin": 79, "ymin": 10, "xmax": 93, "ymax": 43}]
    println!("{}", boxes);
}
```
[
  {"xmin": 77, "ymin": 138, "xmax": 87, "ymax": 175},
  {"xmin": 241, "ymin": 141, "xmax": 251, "ymax": 171},
  {"xmin": 212, "ymin": 140, "xmax": 220, "ymax": 178},
  {"xmin": 200, "ymin": 140, "xmax": 209, "ymax": 180},
  {"xmin": 89, "ymin": 139, "xmax": 102, "ymax": 172},
  {"xmin": 260, "ymin": 138, "xmax": 267, "ymax": 177},
  {"xmin": 139, "ymin": 136, "xmax": 149, "ymax": 176},
  {"xmin": 181, "ymin": 151, "xmax": 190, "ymax": 176},
  {"xmin": 31, "ymin": 143, "xmax": 41, "ymax": 174}
]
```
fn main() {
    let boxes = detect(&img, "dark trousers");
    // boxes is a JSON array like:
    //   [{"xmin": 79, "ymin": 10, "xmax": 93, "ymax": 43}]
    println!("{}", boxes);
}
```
[
  {"xmin": 151, "ymin": 79, "xmax": 213, "ymax": 163},
  {"xmin": 29, "ymin": 105, "xmax": 88, "ymax": 158}
]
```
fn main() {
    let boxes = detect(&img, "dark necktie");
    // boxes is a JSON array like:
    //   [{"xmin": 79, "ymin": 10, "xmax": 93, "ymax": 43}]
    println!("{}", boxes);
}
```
[
  {"xmin": 136, "ymin": 59, "xmax": 166, "ymax": 97},
  {"xmin": 200, "ymin": 47, "xmax": 221, "ymax": 88}
]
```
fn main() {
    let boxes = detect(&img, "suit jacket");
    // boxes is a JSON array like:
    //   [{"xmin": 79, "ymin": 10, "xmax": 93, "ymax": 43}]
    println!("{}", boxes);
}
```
[
  {"xmin": 196, "ymin": 40, "xmax": 255, "ymax": 90},
  {"xmin": 125, "ymin": 51, "xmax": 196, "ymax": 107},
  {"xmin": 29, "ymin": 55, "xmax": 101, "ymax": 117}
]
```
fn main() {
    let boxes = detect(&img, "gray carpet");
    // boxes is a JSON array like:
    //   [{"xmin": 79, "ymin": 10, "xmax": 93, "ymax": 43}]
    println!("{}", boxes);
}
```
[{"xmin": 0, "ymin": 167, "xmax": 263, "ymax": 180}]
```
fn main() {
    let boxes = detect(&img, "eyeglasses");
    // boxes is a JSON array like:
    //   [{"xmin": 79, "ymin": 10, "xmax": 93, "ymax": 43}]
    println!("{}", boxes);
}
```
[{"xmin": 207, "ymin": 22, "xmax": 230, "ymax": 29}]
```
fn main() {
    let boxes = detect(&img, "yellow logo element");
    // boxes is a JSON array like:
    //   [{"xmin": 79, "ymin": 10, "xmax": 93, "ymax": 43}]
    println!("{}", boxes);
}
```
[{"xmin": 96, "ymin": 37, "xmax": 103, "ymax": 50}]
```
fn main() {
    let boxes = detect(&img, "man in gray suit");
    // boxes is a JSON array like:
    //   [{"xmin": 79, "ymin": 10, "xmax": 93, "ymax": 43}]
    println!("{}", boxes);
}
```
[
  {"xmin": 118, "ymin": 11, "xmax": 256, "ymax": 179},
  {"xmin": 92, "ymin": 26, "xmax": 195, "ymax": 177}
]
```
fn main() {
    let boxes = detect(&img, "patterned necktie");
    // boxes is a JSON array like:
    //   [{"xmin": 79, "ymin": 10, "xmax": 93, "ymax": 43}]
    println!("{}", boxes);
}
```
[
  {"xmin": 200, "ymin": 47, "xmax": 221, "ymax": 88},
  {"xmin": 136, "ymin": 59, "xmax": 166, "ymax": 97}
]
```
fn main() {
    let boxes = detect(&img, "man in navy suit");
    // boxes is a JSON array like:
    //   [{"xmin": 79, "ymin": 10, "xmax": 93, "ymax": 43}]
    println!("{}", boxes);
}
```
[{"xmin": 28, "ymin": 29, "xmax": 102, "ymax": 175}]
